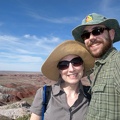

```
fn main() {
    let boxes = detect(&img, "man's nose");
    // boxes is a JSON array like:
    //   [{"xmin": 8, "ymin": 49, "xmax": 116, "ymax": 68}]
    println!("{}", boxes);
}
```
[{"xmin": 89, "ymin": 34, "xmax": 97, "ymax": 43}]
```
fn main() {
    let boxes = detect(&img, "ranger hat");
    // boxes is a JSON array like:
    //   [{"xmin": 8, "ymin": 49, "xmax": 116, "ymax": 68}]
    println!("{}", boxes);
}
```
[{"xmin": 72, "ymin": 13, "xmax": 120, "ymax": 43}]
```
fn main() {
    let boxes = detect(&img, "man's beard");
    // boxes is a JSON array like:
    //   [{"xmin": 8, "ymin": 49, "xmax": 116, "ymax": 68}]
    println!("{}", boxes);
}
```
[{"xmin": 88, "ymin": 37, "xmax": 112, "ymax": 58}]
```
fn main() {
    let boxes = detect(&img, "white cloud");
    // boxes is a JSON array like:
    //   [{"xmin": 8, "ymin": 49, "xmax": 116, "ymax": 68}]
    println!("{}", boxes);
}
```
[
  {"xmin": 28, "ymin": 12, "xmax": 80, "ymax": 23},
  {"xmin": 16, "ymin": 48, "xmax": 34, "ymax": 54},
  {"xmin": 0, "ymin": 52, "xmax": 42, "ymax": 62},
  {"xmin": 0, "ymin": 34, "xmax": 63, "ymax": 71},
  {"xmin": 18, "ymin": 55, "xmax": 43, "ymax": 62},
  {"xmin": 24, "ymin": 34, "xmax": 31, "ymax": 38},
  {"xmin": 0, "ymin": 62, "xmax": 41, "ymax": 72},
  {"xmin": 0, "ymin": 35, "xmax": 19, "ymax": 43},
  {"xmin": 23, "ymin": 34, "xmax": 38, "ymax": 40},
  {"xmin": 35, "ymin": 36, "xmax": 61, "ymax": 45},
  {"xmin": 0, "ymin": 34, "xmax": 62, "ymax": 54}
]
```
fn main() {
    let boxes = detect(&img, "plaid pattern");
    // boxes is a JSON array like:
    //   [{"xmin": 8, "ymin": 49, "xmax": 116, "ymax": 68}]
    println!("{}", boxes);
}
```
[{"xmin": 86, "ymin": 48, "xmax": 120, "ymax": 120}]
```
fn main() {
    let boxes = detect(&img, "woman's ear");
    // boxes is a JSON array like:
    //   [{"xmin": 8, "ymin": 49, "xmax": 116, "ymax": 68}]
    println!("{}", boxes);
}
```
[{"xmin": 109, "ymin": 29, "xmax": 115, "ymax": 42}]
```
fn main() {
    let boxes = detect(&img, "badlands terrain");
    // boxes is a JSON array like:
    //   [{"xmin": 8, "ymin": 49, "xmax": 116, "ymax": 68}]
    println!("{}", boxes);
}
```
[{"xmin": 0, "ymin": 71, "xmax": 55, "ymax": 119}]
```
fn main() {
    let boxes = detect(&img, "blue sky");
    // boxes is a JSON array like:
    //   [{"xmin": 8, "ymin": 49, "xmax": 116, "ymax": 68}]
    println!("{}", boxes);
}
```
[{"xmin": 0, "ymin": 0, "xmax": 120, "ymax": 72}]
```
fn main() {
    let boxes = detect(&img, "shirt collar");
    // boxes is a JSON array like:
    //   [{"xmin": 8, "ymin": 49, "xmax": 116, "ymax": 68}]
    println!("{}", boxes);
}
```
[
  {"xmin": 52, "ymin": 81, "xmax": 84, "ymax": 96},
  {"xmin": 95, "ymin": 47, "xmax": 117, "ymax": 65}
]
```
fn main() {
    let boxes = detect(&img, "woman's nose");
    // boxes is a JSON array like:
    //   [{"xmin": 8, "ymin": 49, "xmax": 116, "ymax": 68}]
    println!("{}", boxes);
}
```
[{"xmin": 68, "ymin": 63, "xmax": 74, "ymax": 71}]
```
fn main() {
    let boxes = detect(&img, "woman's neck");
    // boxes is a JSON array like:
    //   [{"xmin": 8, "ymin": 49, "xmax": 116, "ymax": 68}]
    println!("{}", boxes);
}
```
[{"xmin": 61, "ymin": 82, "xmax": 80, "ymax": 107}]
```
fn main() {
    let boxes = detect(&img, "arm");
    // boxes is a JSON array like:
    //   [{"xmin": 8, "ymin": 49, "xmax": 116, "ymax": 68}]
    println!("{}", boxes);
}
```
[
  {"xmin": 30, "ymin": 113, "xmax": 41, "ymax": 120},
  {"xmin": 30, "ymin": 88, "xmax": 43, "ymax": 119},
  {"xmin": 114, "ymin": 53, "xmax": 120, "ymax": 93}
]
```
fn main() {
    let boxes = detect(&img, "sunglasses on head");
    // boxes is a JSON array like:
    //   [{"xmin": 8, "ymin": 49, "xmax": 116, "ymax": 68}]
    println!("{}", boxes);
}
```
[
  {"xmin": 57, "ymin": 57, "xmax": 83, "ymax": 70},
  {"xmin": 81, "ymin": 27, "xmax": 110, "ymax": 41}
]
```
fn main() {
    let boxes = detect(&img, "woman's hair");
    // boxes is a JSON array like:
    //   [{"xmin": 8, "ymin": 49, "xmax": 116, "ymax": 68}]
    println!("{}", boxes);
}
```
[{"xmin": 58, "ymin": 75, "xmax": 65, "ymax": 83}]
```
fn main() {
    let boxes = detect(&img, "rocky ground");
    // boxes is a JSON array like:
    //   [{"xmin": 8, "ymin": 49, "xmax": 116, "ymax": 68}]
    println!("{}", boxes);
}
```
[{"xmin": 0, "ymin": 71, "xmax": 56, "ymax": 119}]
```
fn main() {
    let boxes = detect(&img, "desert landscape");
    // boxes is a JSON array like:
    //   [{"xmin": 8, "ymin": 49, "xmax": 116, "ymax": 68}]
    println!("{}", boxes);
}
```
[{"xmin": 0, "ymin": 71, "xmax": 55, "ymax": 120}]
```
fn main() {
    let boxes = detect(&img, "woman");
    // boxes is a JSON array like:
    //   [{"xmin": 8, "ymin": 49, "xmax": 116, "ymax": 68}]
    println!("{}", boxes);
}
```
[{"xmin": 30, "ymin": 40, "xmax": 94, "ymax": 120}]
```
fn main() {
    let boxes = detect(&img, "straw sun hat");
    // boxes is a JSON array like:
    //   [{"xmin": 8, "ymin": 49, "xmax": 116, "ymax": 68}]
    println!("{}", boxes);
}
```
[
  {"xmin": 41, "ymin": 40, "xmax": 94, "ymax": 81},
  {"xmin": 72, "ymin": 13, "xmax": 120, "ymax": 43}
]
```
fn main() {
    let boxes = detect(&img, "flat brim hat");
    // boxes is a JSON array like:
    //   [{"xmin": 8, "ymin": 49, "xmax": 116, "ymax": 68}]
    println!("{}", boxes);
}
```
[
  {"xmin": 41, "ymin": 40, "xmax": 94, "ymax": 81},
  {"xmin": 72, "ymin": 13, "xmax": 120, "ymax": 43}
]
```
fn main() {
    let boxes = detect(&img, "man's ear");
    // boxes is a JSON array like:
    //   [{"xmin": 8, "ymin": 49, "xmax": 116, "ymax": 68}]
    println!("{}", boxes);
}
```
[{"xmin": 109, "ymin": 29, "xmax": 115, "ymax": 41}]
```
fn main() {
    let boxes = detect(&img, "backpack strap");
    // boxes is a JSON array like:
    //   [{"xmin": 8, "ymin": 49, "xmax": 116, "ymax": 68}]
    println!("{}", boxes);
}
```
[{"xmin": 42, "ymin": 85, "xmax": 52, "ymax": 120}]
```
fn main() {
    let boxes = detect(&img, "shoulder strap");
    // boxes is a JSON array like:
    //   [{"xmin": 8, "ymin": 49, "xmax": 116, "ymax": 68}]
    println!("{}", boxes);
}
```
[
  {"xmin": 42, "ymin": 85, "xmax": 52, "ymax": 120},
  {"xmin": 83, "ymin": 85, "xmax": 91, "ymax": 102}
]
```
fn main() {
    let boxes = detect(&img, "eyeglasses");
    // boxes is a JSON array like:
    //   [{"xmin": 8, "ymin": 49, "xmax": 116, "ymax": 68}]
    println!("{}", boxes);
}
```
[
  {"xmin": 81, "ymin": 27, "xmax": 110, "ymax": 41},
  {"xmin": 57, "ymin": 57, "xmax": 83, "ymax": 70}
]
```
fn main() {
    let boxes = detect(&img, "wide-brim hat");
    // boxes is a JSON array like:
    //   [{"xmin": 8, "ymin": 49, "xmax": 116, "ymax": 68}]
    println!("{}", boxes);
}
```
[
  {"xmin": 72, "ymin": 13, "xmax": 120, "ymax": 43},
  {"xmin": 41, "ymin": 40, "xmax": 94, "ymax": 81}
]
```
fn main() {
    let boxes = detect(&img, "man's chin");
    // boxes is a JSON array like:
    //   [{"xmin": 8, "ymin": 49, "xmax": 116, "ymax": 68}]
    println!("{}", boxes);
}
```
[{"xmin": 90, "ymin": 51, "xmax": 101, "ymax": 58}]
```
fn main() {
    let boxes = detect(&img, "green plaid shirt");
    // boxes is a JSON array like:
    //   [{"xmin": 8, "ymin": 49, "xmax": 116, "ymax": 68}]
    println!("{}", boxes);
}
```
[{"xmin": 86, "ymin": 47, "xmax": 120, "ymax": 120}]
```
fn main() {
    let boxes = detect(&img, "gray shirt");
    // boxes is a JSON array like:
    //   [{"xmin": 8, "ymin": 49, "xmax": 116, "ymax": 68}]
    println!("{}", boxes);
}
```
[{"xmin": 30, "ymin": 82, "xmax": 89, "ymax": 120}]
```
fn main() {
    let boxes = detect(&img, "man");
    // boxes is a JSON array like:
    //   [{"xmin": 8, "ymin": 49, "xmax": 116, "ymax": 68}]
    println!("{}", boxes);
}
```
[{"xmin": 72, "ymin": 13, "xmax": 120, "ymax": 120}]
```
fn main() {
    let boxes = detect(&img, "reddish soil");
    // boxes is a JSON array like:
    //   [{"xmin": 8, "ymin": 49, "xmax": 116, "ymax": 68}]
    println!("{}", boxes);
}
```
[{"xmin": 0, "ymin": 71, "xmax": 55, "ymax": 105}]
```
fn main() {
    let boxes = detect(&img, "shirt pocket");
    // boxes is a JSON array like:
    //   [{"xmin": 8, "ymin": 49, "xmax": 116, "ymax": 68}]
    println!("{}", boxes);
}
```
[
  {"xmin": 92, "ymin": 84, "xmax": 106, "ymax": 93},
  {"xmin": 91, "ymin": 84, "xmax": 107, "ymax": 107},
  {"xmin": 90, "ymin": 84, "xmax": 107, "ymax": 117}
]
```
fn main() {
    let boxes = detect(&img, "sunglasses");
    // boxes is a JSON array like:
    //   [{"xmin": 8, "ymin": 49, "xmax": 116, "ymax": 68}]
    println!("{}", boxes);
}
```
[
  {"xmin": 57, "ymin": 57, "xmax": 83, "ymax": 70},
  {"xmin": 81, "ymin": 27, "xmax": 110, "ymax": 41}
]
